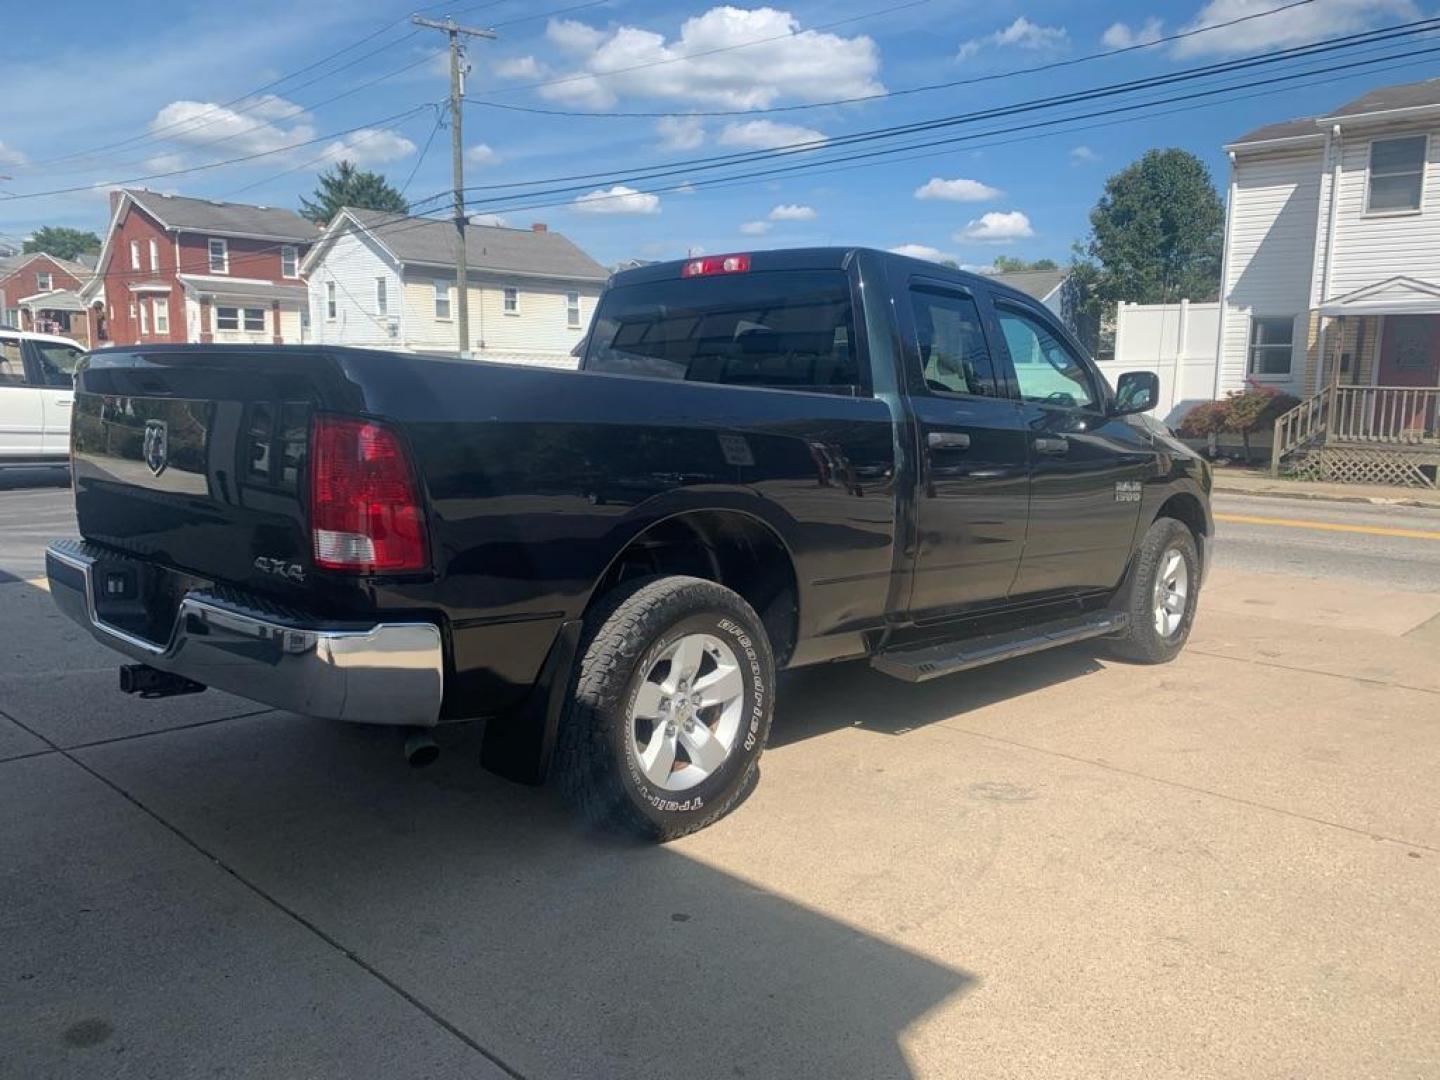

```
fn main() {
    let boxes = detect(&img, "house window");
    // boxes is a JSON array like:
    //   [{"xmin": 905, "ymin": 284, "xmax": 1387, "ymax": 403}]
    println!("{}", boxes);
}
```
[
  {"xmin": 566, "ymin": 291, "xmax": 581, "ymax": 328},
  {"xmin": 434, "ymin": 280, "xmax": 451, "ymax": 319},
  {"xmin": 208, "ymin": 238, "xmax": 229, "ymax": 274},
  {"xmin": 153, "ymin": 298, "xmax": 169, "ymax": 335},
  {"xmin": 139, "ymin": 302, "xmax": 149, "ymax": 335},
  {"xmin": 1367, "ymin": 135, "xmax": 1427, "ymax": 213},
  {"xmin": 130, "ymin": 241, "xmax": 140, "ymax": 271},
  {"xmin": 281, "ymin": 246, "xmax": 298, "ymax": 278},
  {"xmin": 128, "ymin": 302, "xmax": 137, "ymax": 320},
  {"xmin": 1248, "ymin": 316, "xmax": 1294, "ymax": 376},
  {"xmin": 503, "ymin": 286, "xmax": 519, "ymax": 314},
  {"xmin": 376, "ymin": 277, "xmax": 388, "ymax": 316},
  {"xmin": 326, "ymin": 282, "xmax": 337, "ymax": 320},
  {"xmin": 36, "ymin": 271, "xmax": 52, "ymax": 292},
  {"xmin": 243, "ymin": 308, "xmax": 265, "ymax": 332},
  {"xmin": 216, "ymin": 306, "xmax": 239, "ymax": 331},
  {"xmin": 149, "ymin": 238, "xmax": 159, "ymax": 272}
]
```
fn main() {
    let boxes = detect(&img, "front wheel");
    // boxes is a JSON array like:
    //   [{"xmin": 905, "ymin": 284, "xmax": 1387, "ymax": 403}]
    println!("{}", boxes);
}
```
[
  {"xmin": 1106, "ymin": 517, "xmax": 1201, "ymax": 664},
  {"xmin": 554, "ymin": 576, "xmax": 775, "ymax": 840}
]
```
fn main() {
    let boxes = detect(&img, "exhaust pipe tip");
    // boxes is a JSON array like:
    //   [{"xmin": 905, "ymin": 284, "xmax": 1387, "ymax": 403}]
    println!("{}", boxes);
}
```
[{"xmin": 404, "ymin": 730, "xmax": 439, "ymax": 769}]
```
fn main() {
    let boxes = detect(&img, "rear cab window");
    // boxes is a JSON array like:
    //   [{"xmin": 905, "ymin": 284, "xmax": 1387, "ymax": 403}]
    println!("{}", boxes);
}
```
[{"xmin": 583, "ymin": 269, "xmax": 863, "ymax": 395}]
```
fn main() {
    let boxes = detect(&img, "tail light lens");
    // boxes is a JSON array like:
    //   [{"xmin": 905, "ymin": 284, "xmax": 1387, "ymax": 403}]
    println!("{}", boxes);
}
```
[
  {"xmin": 309, "ymin": 414, "xmax": 429, "ymax": 574},
  {"xmin": 681, "ymin": 253, "xmax": 750, "ymax": 277}
]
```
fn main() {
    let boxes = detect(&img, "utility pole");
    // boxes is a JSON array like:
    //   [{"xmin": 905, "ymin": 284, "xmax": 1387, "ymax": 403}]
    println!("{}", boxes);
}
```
[{"xmin": 411, "ymin": 14, "xmax": 496, "ymax": 359}]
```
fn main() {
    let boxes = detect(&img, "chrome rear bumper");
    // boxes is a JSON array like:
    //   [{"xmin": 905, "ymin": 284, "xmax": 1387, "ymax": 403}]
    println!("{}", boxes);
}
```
[{"xmin": 45, "ymin": 539, "xmax": 443, "ymax": 727}]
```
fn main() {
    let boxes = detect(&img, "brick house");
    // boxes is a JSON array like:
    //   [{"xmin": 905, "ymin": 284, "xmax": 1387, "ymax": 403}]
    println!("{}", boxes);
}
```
[
  {"xmin": 94, "ymin": 189, "xmax": 317, "ymax": 346},
  {"xmin": 0, "ymin": 252, "xmax": 94, "ymax": 341}
]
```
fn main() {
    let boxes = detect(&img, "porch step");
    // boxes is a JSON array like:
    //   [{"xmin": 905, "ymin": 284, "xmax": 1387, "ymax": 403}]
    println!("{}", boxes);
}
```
[{"xmin": 870, "ymin": 610, "xmax": 1130, "ymax": 683}]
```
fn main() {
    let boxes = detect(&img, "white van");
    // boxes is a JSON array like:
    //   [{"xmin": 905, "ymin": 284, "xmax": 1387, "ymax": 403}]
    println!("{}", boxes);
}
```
[{"xmin": 0, "ymin": 329, "xmax": 85, "ymax": 465}]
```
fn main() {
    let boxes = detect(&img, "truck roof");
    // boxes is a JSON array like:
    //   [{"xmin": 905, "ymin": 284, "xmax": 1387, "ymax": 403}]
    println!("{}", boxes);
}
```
[{"xmin": 606, "ymin": 246, "xmax": 1050, "ymax": 310}]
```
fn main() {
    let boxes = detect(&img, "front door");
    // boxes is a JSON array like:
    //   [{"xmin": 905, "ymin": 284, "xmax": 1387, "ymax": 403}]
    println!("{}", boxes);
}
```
[
  {"xmin": 993, "ymin": 301, "xmax": 1153, "ymax": 598},
  {"xmin": 1378, "ymin": 315, "xmax": 1440, "ymax": 436},
  {"xmin": 902, "ymin": 282, "xmax": 1031, "ymax": 620}
]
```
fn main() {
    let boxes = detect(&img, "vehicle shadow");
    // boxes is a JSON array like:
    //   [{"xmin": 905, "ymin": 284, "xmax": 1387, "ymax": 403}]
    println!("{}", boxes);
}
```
[
  {"xmin": 70, "ymin": 709, "xmax": 976, "ymax": 1080},
  {"xmin": 770, "ymin": 644, "xmax": 1106, "ymax": 748}
]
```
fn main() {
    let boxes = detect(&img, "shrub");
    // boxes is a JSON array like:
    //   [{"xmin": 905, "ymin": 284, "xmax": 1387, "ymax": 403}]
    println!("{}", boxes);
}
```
[
  {"xmin": 1176, "ymin": 384, "xmax": 1299, "ymax": 463},
  {"xmin": 1177, "ymin": 399, "xmax": 1231, "ymax": 439}
]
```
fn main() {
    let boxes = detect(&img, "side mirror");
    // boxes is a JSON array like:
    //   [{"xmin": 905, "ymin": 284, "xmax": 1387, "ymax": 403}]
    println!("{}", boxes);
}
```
[{"xmin": 1111, "ymin": 370, "xmax": 1159, "ymax": 416}]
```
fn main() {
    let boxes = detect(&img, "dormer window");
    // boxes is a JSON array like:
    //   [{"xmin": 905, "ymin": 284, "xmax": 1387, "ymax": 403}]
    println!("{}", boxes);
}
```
[{"xmin": 1367, "ymin": 135, "xmax": 1427, "ymax": 213}]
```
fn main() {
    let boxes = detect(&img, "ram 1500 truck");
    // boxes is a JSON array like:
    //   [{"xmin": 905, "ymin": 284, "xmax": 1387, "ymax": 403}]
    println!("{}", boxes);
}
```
[{"xmin": 47, "ymin": 248, "xmax": 1211, "ymax": 839}]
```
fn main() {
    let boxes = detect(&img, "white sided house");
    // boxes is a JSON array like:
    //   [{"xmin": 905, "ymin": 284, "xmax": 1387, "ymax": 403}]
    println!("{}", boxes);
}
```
[
  {"xmin": 301, "ymin": 208, "xmax": 609, "ymax": 366},
  {"xmin": 1220, "ymin": 77, "xmax": 1440, "ymax": 486}
]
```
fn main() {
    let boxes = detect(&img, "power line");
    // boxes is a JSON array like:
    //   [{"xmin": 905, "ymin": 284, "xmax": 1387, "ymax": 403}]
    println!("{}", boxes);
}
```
[
  {"xmin": 470, "ymin": 0, "xmax": 1321, "ymax": 118},
  {"xmin": 409, "ymin": 17, "xmax": 1440, "ymax": 210},
  {"xmin": 398, "ymin": 108, "xmax": 449, "ymax": 197},
  {"xmin": 0, "ymin": 105, "xmax": 434, "ymax": 202}
]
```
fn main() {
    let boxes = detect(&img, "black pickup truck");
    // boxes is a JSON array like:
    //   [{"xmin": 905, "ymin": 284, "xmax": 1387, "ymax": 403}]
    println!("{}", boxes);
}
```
[{"xmin": 47, "ymin": 248, "xmax": 1211, "ymax": 839}]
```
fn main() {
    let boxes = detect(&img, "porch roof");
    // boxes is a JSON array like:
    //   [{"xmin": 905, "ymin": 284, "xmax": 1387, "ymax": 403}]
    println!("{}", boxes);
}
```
[
  {"xmin": 1319, "ymin": 276, "xmax": 1440, "ymax": 316},
  {"xmin": 176, "ymin": 274, "xmax": 306, "ymax": 303},
  {"xmin": 17, "ymin": 288, "xmax": 88, "ymax": 312}
]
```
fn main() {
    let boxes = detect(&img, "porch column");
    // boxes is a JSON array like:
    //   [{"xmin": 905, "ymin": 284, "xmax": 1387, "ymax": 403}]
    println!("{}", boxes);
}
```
[
  {"xmin": 271, "ymin": 299, "xmax": 283, "ymax": 345},
  {"xmin": 198, "ymin": 296, "xmax": 213, "ymax": 344}
]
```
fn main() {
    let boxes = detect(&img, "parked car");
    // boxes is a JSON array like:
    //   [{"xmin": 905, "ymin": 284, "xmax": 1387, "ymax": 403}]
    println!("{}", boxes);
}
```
[
  {"xmin": 0, "ymin": 329, "xmax": 84, "ymax": 466},
  {"xmin": 46, "ymin": 248, "xmax": 1212, "ymax": 839}
]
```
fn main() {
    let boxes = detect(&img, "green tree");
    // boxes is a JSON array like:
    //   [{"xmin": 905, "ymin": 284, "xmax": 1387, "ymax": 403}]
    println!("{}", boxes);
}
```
[
  {"xmin": 299, "ymin": 160, "xmax": 409, "ymax": 224},
  {"xmin": 992, "ymin": 255, "xmax": 1058, "ymax": 272},
  {"xmin": 23, "ymin": 226, "xmax": 102, "ymax": 261}
]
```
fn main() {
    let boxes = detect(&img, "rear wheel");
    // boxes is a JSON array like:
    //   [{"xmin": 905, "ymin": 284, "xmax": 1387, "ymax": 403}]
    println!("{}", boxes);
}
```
[
  {"xmin": 1106, "ymin": 517, "xmax": 1201, "ymax": 664},
  {"xmin": 554, "ymin": 575, "xmax": 774, "ymax": 840}
]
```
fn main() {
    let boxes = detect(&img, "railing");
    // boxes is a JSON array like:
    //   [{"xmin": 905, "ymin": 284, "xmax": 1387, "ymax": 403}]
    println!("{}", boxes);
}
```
[
  {"xmin": 1271, "ymin": 385, "xmax": 1440, "ymax": 474},
  {"xmin": 1329, "ymin": 386, "xmax": 1440, "ymax": 445}
]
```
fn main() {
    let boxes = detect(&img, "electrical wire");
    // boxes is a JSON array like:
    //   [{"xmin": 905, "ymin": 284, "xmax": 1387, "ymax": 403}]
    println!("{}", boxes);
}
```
[{"xmin": 398, "ymin": 107, "xmax": 449, "ymax": 197}]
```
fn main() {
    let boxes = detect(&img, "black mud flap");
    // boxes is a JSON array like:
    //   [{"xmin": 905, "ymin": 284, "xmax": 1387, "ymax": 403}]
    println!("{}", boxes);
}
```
[{"xmin": 480, "ymin": 619, "xmax": 582, "ymax": 786}]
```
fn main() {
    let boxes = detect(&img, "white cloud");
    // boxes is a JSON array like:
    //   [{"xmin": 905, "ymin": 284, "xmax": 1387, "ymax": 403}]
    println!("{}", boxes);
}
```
[
  {"xmin": 143, "ymin": 152, "xmax": 187, "ymax": 173},
  {"xmin": 538, "ymin": 7, "xmax": 883, "ymax": 110},
  {"xmin": 769, "ymin": 203, "xmax": 816, "ymax": 220},
  {"xmin": 958, "ymin": 17, "xmax": 1068, "ymax": 59},
  {"xmin": 0, "ymin": 141, "xmax": 28, "ymax": 167},
  {"xmin": 1172, "ymin": 0, "xmax": 1416, "ymax": 57},
  {"xmin": 656, "ymin": 116, "xmax": 705, "ymax": 151},
  {"xmin": 1102, "ymin": 17, "xmax": 1164, "ymax": 49},
  {"xmin": 547, "ymin": 17, "xmax": 608, "ymax": 54},
  {"xmin": 740, "ymin": 220, "xmax": 772, "ymax": 235},
  {"xmin": 718, "ymin": 119, "xmax": 827, "ymax": 150},
  {"xmin": 149, "ymin": 96, "xmax": 314, "ymax": 156},
  {"xmin": 572, "ymin": 184, "xmax": 662, "ymax": 215},
  {"xmin": 320, "ymin": 128, "xmax": 416, "ymax": 166},
  {"xmin": 954, "ymin": 210, "xmax": 1035, "ymax": 242},
  {"xmin": 914, "ymin": 176, "xmax": 1002, "ymax": 202},
  {"xmin": 1070, "ymin": 145, "xmax": 1099, "ymax": 163},
  {"xmin": 495, "ymin": 55, "xmax": 544, "ymax": 79},
  {"xmin": 467, "ymin": 143, "xmax": 500, "ymax": 166},
  {"xmin": 889, "ymin": 243, "xmax": 956, "ymax": 263},
  {"xmin": 675, "ymin": 181, "xmax": 697, "ymax": 194},
  {"xmin": 470, "ymin": 213, "xmax": 508, "ymax": 227}
]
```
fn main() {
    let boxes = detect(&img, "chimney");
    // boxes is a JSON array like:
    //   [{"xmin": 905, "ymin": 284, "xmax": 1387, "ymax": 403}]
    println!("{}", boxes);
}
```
[{"xmin": 531, "ymin": 222, "xmax": 547, "ymax": 233}]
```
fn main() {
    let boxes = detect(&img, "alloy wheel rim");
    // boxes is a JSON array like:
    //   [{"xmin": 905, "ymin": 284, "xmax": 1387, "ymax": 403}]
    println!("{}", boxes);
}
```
[
  {"xmin": 629, "ymin": 632, "xmax": 745, "ymax": 792},
  {"xmin": 1153, "ymin": 548, "xmax": 1190, "ymax": 639}
]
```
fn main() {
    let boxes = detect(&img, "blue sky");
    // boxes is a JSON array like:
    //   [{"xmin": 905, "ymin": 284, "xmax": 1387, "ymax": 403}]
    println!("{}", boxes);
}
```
[{"xmin": 0, "ymin": 0, "xmax": 1433, "ymax": 267}]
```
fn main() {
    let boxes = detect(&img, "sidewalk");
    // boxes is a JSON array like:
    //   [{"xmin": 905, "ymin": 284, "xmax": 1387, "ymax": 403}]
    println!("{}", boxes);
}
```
[{"xmin": 1212, "ymin": 468, "xmax": 1440, "ymax": 509}]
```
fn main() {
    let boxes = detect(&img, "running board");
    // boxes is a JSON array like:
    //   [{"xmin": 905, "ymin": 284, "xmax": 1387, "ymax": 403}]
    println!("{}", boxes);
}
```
[{"xmin": 870, "ymin": 611, "xmax": 1129, "ymax": 683}]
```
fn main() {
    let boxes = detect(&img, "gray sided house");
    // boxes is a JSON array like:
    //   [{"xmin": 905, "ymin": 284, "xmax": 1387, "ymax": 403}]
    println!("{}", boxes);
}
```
[{"xmin": 301, "ymin": 209, "xmax": 609, "ymax": 366}]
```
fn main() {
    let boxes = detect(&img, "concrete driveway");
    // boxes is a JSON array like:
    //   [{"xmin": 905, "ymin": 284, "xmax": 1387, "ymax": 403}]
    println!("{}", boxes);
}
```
[{"xmin": 2, "ymin": 476, "xmax": 1438, "ymax": 1079}]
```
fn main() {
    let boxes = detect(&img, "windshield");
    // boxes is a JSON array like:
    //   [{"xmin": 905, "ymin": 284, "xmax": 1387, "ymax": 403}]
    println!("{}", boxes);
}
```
[{"xmin": 583, "ymin": 270, "xmax": 861, "ymax": 394}]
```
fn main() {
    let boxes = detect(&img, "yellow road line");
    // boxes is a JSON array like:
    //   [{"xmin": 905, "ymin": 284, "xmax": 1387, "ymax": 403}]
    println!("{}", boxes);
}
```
[{"xmin": 1215, "ymin": 512, "xmax": 1440, "ymax": 541}]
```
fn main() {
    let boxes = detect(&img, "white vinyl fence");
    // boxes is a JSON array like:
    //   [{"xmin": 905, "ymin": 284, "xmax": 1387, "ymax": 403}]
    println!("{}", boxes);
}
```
[{"xmin": 1100, "ymin": 300, "xmax": 1220, "ymax": 424}]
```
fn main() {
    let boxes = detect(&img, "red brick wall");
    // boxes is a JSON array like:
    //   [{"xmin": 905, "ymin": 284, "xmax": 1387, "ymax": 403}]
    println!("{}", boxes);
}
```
[
  {"xmin": 0, "ymin": 254, "xmax": 84, "ymax": 311},
  {"xmin": 100, "ymin": 200, "xmax": 310, "ymax": 345}
]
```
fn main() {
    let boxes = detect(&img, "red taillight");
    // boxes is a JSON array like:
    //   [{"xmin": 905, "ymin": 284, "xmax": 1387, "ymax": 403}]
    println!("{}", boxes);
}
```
[
  {"xmin": 681, "ymin": 253, "xmax": 750, "ymax": 277},
  {"xmin": 309, "ymin": 415, "xmax": 429, "ymax": 574}
]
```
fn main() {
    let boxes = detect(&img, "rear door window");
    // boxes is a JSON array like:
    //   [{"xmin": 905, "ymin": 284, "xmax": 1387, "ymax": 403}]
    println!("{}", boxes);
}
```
[
  {"xmin": 584, "ymin": 270, "xmax": 862, "ymax": 394},
  {"xmin": 908, "ymin": 287, "xmax": 1003, "ymax": 397}
]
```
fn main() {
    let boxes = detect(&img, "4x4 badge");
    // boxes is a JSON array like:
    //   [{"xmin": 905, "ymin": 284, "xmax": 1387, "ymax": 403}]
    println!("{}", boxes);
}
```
[{"xmin": 143, "ymin": 420, "xmax": 169, "ymax": 477}]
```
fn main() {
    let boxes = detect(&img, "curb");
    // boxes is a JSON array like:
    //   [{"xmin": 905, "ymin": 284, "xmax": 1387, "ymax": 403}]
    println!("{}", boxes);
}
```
[{"xmin": 1212, "ymin": 482, "xmax": 1440, "ymax": 510}]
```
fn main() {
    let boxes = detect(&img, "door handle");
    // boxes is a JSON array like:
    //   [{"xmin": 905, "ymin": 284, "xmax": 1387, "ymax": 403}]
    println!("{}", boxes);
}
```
[
  {"xmin": 1034, "ymin": 436, "xmax": 1069, "ymax": 455},
  {"xmin": 927, "ymin": 431, "xmax": 971, "ymax": 450},
  {"xmin": 55, "ymin": 398, "xmax": 72, "ymax": 407}
]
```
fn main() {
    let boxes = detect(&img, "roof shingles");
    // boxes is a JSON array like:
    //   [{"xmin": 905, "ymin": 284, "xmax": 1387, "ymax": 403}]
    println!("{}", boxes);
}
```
[{"xmin": 125, "ymin": 189, "xmax": 316, "ymax": 241}]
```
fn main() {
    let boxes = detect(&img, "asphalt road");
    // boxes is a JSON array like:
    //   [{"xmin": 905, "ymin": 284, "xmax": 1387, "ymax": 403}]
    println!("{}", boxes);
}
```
[{"xmin": 2, "ymin": 477, "xmax": 1438, "ymax": 1079}]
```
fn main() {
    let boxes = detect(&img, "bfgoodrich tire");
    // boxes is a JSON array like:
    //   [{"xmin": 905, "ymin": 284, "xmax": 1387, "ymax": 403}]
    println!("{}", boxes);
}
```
[
  {"xmin": 1106, "ymin": 517, "xmax": 1201, "ymax": 664},
  {"xmin": 554, "ymin": 575, "xmax": 775, "ymax": 841}
]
